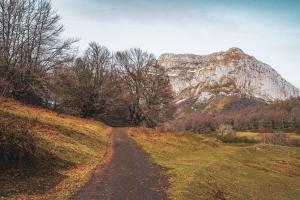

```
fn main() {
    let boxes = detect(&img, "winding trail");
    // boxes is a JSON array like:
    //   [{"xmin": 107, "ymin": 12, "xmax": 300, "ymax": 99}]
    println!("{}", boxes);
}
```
[{"xmin": 73, "ymin": 129, "xmax": 169, "ymax": 200}]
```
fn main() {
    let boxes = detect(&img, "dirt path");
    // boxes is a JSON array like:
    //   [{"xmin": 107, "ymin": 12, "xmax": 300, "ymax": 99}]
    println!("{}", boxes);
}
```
[{"xmin": 73, "ymin": 129, "xmax": 169, "ymax": 200}]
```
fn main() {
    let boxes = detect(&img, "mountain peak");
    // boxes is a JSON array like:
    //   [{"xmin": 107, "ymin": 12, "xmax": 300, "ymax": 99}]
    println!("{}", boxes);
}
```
[
  {"xmin": 227, "ymin": 47, "xmax": 245, "ymax": 55},
  {"xmin": 158, "ymin": 49, "xmax": 299, "ymax": 103}
]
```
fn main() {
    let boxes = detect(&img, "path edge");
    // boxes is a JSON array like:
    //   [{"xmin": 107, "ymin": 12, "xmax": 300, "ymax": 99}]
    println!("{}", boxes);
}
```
[{"xmin": 71, "ymin": 128, "xmax": 115, "ymax": 199}]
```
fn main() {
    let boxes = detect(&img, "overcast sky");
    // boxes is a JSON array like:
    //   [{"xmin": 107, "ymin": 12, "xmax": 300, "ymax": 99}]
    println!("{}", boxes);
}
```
[{"xmin": 52, "ymin": 0, "xmax": 300, "ymax": 88}]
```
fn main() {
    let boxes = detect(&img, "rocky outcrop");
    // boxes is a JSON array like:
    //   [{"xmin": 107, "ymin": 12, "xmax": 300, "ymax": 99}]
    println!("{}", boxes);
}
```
[{"xmin": 158, "ymin": 48, "xmax": 300, "ymax": 104}]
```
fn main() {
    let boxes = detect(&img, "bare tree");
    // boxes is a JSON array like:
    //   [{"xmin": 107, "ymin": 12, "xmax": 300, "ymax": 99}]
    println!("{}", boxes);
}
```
[
  {"xmin": 114, "ymin": 49, "xmax": 153, "ymax": 125},
  {"xmin": 115, "ymin": 48, "xmax": 173, "ymax": 127},
  {"xmin": 141, "ymin": 61, "xmax": 174, "ymax": 126},
  {"xmin": 0, "ymin": 0, "xmax": 76, "ymax": 103},
  {"xmin": 52, "ymin": 43, "xmax": 116, "ymax": 117}
]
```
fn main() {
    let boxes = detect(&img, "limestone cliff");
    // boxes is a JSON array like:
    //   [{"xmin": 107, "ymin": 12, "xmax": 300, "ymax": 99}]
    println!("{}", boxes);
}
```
[{"xmin": 158, "ymin": 48, "xmax": 300, "ymax": 104}]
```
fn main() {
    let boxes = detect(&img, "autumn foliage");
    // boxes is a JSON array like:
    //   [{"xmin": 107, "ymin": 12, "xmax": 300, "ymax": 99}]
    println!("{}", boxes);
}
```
[{"xmin": 165, "ymin": 97, "xmax": 300, "ymax": 133}]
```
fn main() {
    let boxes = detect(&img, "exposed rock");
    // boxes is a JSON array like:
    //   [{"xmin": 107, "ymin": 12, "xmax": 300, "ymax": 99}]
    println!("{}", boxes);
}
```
[{"xmin": 158, "ymin": 48, "xmax": 300, "ymax": 104}]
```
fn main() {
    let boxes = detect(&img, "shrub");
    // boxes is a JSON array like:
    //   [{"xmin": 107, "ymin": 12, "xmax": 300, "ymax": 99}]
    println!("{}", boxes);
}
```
[
  {"xmin": 261, "ymin": 131, "xmax": 290, "ymax": 146},
  {"xmin": 215, "ymin": 124, "xmax": 256, "ymax": 143},
  {"xmin": 217, "ymin": 134, "xmax": 256, "ymax": 144},
  {"xmin": 291, "ymin": 139, "xmax": 300, "ymax": 147},
  {"xmin": 217, "ymin": 124, "xmax": 235, "ymax": 136}
]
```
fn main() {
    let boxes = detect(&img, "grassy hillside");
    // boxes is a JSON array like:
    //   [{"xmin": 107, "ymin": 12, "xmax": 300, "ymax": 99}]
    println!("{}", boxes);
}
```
[
  {"xmin": 129, "ymin": 128, "xmax": 300, "ymax": 200},
  {"xmin": 0, "ymin": 97, "xmax": 110, "ymax": 200}
]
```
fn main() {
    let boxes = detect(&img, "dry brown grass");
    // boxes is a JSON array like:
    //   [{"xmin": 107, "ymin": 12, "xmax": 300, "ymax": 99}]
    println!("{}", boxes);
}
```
[{"xmin": 0, "ymin": 97, "xmax": 110, "ymax": 200}]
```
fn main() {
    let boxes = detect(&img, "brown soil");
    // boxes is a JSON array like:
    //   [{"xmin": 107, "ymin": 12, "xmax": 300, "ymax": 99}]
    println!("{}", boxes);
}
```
[{"xmin": 73, "ymin": 129, "xmax": 169, "ymax": 200}]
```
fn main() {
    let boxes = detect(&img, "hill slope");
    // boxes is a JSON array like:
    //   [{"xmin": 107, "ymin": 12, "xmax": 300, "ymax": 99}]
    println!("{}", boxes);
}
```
[
  {"xmin": 158, "ymin": 48, "xmax": 300, "ymax": 104},
  {"xmin": 0, "ymin": 98, "xmax": 110, "ymax": 200}
]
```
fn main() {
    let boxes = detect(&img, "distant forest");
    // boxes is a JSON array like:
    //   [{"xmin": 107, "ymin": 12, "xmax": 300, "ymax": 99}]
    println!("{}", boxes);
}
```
[{"xmin": 165, "ymin": 98, "xmax": 300, "ymax": 133}]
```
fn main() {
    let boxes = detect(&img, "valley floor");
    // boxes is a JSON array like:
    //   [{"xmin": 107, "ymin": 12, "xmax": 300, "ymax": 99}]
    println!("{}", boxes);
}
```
[
  {"xmin": 1, "ymin": 97, "xmax": 300, "ymax": 200},
  {"xmin": 128, "ymin": 128, "xmax": 300, "ymax": 200}
]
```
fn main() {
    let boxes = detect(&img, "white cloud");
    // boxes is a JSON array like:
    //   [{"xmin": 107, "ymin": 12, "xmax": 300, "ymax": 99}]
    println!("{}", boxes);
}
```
[{"xmin": 52, "ymin": 0, "xmax": 300, "ymax": 88}]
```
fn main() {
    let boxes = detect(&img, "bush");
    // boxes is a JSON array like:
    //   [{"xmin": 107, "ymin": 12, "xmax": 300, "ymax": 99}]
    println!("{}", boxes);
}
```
[
  {"xmin": 291, "ymin": 139, "xmax": 300, "ymax": 147},
  {"xmin": 261, "ymin": 131, "xmax": 290, "ymax": 146},
  {"xmin": 0, "ymin": 117, "xmax": 37, "ymax": 169},
  {"xmin": 217, "ymin": 124, "xmax": 235, "ymax": 136},
  {"xmin": 217, "ymin": 134, "xmax": 256, "ymax": 144}
]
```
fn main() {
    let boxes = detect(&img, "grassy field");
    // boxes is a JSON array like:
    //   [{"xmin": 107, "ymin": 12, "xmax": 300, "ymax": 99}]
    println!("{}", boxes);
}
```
[
  {"xmin": 129, "ymin": 128, "xmax": 300, "ymax": 200},
  {"xmin": 0, "ymin": 97, "xmax": 110, "ymax": 200},
  {"xmin": 236, "ymin": 131, "xmax": 300, "ymax": 141}
]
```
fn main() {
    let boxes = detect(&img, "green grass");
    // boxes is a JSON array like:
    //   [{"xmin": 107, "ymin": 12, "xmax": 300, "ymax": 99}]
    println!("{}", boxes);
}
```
[
  {"xmin": 237, "ymin": 131, "xmax": 300, "ymax": 146},
  {"xmin": 0, "ymin": 97, "xmax": 110, "ymax": 200},
  {"xmin": 129, "ymin": 128, "xmax": 300, "ymax": 200}
]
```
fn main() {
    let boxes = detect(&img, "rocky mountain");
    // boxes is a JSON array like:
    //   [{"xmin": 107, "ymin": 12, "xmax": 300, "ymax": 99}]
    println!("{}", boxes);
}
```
[{"xmin": 158, "ymin": 48, "xmax": 300, "ymax": 107}]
